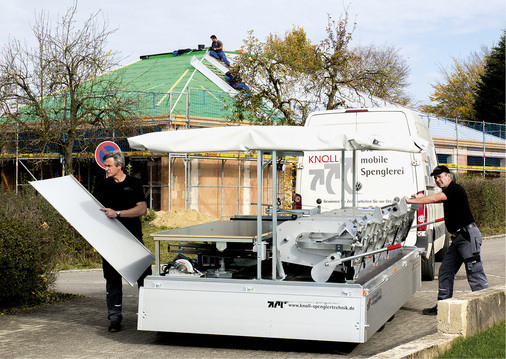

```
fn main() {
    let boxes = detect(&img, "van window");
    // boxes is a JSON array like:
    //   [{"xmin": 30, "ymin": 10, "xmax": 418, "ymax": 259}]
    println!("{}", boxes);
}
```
[
  {"xmin": 306, "ymin": 112, "xmax": 357, "ymax": 130},
  {"xmin": 356, "ymin": 112, "xmax": 411, "ymax": 135}
]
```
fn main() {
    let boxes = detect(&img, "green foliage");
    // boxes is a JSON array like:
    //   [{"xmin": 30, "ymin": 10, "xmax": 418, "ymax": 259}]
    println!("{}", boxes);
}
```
[
  {"xmin": 0, "ymin": 188, "xmax": 99, "ymax": 309},
  {"xmin": 473, "ymin": 30, "xmax": 506, "ymax": 125},
  {"xmin": 458, "ymin": 176, "xmax": 506, "ymax": 236},
  {"xmin": 438, "ymin": 321, "xmax": 505, "ymax": 358},
  {"xmin": 231, "ymin": 28, "xmax": 315, "ymax": 125},
  {"xmin": 420, "ymin": 51, "xmax": 486, "ymax": 121},
  {"xmin": 142, "ymin": 223, "xmax": 175, "ymax": 265},
  {"xmin": 141, "ymin": 208, "xmax": 157, "ymax": 223}
]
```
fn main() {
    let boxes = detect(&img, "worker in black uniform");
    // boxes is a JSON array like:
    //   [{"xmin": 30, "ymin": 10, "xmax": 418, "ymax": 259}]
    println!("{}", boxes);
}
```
[
  {"xmin": 403, "ymin": 165, "xmax": 488, "ymax": 316},
  {"xmin": 94, "ymin": 150, "xmax": 151, "ymax": 332}
]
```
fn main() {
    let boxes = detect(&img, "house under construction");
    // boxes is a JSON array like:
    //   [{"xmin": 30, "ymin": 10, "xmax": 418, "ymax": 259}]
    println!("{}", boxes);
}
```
[{"xmin": 1, "ymin": 47, "xmax": 504, "ymax": 220}]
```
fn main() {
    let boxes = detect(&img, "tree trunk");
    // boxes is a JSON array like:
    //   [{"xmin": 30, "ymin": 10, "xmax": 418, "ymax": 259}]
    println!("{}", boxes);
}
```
[{"xmin": 63, "ymin": 135, "xmax": 75, "ymax": 176}]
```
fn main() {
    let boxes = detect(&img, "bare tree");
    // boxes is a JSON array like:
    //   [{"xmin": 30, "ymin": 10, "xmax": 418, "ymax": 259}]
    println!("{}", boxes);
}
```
[
  {"xmin": 0, "ymin": 3, "xmax": 140, "ymax": 175},
  {"xmin": 350, "ymin": 44, "xmax": 412, "ymax": 107}
]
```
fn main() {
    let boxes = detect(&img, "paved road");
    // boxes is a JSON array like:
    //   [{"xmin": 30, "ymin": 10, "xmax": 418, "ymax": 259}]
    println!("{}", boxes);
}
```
[{"xmin": 1, "ymin": 236, "xmax": 504, "ymax": 358}]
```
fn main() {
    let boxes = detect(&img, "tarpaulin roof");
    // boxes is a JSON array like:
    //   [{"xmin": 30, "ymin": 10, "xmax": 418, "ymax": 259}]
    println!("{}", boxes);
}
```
[{"xmin": 128, "ymin": 126, "xmax": 427, "ymax": 153}]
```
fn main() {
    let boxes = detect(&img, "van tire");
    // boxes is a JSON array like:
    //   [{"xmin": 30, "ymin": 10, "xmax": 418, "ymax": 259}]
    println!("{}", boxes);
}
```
[
  {"xmin": 435, "ymin": 231, "xmax": 450, "ymax": 262},
  {"xmin": 421, "ymin": 243, "xmax": 435, "ymax": 281}
]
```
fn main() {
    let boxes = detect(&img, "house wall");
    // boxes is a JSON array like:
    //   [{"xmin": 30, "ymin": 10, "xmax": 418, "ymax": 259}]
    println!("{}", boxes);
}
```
[
  {"xmin": 159, "ymin": 155, "xmax": 284, "ymax": 220},
  {"xmin": 433, "ymin": 137, "xmax": 506, "ymax": 175}
]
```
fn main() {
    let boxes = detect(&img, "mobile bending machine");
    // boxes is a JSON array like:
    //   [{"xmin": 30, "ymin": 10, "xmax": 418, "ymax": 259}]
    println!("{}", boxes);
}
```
[{"xmin": 128, "ymin": 125, "xmax": 424, "ymax": 343}]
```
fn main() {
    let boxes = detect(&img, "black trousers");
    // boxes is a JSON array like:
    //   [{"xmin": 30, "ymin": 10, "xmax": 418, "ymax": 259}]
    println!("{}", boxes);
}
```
[{"xmin": 437, "ymin": 226, "xmax": 488, "ymax": 300}]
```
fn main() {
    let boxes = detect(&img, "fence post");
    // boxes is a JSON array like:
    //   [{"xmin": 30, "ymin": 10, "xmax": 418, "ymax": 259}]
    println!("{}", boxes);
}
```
[
  {"xmin": 483, "ymin": 120, "xmax": 486, "ymax": 176},
  {"xmin": 455, "ymin": 118, "xmax": 459, "ymax": 175},
  {"xmin": 15, "ymin": 123, "xmax": 19, "ymax": 194}
]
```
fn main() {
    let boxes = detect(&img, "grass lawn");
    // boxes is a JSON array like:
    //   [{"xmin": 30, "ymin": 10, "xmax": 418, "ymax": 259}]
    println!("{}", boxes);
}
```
[{"xmin": 438, "ymin": 320, "xmax": 505, "ymax": 358}]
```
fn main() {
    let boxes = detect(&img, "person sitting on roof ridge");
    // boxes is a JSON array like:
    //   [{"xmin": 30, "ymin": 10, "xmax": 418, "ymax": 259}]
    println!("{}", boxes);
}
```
[{"xmin": 209, "ymin": 35, "xmax": 230, "ymax": 67}]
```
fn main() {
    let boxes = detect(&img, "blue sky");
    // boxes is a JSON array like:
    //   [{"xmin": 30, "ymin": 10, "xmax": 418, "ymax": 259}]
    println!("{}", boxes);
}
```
[{"xmin": 1, "ymin": 0, "xmax": 504, "ymax": 106}]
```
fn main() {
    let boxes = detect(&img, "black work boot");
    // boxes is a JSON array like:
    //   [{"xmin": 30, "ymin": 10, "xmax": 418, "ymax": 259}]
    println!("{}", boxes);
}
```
[
  {"xmin": 422, "ymin": 305, "xmax": 438, "ymax": 316},
  {"xmin": 108, "ymin": 320, "xmax": 122, "ymax": 332}
]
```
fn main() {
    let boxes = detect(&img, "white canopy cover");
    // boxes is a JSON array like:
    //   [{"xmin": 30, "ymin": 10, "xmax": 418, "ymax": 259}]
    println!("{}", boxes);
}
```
[{"xmin": 127, "ymin": 126, "xmax": 427, "ymax": 154}]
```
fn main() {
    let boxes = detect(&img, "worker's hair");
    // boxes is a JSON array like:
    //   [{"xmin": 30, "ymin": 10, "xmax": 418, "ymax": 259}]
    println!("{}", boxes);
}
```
[
  {"xmin": 103, "ymin": 150, "xmax": 125, "ymax": 168},
  {"xmin": 210, "ymin": 35, "xmax": 217, "ymax": 39}
]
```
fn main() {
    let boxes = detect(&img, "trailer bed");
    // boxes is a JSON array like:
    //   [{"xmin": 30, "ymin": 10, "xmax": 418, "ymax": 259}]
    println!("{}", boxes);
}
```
[{"xmin": 138, "ymin": 246, "xmax": 420, "ymax": 343}]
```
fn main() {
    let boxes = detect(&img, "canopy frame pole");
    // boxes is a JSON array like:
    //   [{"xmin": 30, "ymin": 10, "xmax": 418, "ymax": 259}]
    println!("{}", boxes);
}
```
[
  {"xmin": 271, "ymin": 150, "xmax": 278, "ymax": 280},
  {"xmin": 352, "ymin": 150, "xmax": 357, "ymax": 207},
  {"xmin": 341, "ymin": 150, "xmax": 345, "ymax": 209},
  {"xmin": 256, "ymin": 150, "xmax": 263, "ymax": 280}
]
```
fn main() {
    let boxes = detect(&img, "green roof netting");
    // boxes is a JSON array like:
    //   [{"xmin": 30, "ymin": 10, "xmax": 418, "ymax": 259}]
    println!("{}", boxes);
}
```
[{"xmin": 106, "ymin": 50, "xmax": 236, "ymax": 119}]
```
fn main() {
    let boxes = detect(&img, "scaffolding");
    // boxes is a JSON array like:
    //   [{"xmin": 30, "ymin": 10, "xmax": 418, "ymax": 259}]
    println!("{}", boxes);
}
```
[{"xmin": 1, "ymin": 89, "xmax": 504, "ymax": 217}]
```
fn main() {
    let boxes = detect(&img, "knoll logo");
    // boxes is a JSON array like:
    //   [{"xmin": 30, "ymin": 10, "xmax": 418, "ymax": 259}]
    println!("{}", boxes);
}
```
[{"xmin": 267, "ymin": 301, "xmax": 287, "ymax": 308}]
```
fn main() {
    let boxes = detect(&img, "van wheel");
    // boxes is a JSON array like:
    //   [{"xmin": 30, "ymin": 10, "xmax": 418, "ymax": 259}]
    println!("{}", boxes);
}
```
[
  {"xmin": 435, "ymin": 231, "xmax": 450, "ymax": 262},
  {"xmin": 421, "ymin": 244, "xmax": 435, "ymax": 281}
]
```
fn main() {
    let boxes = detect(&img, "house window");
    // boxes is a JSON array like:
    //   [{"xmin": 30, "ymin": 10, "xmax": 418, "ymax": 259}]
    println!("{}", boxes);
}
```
[
  {"xmin": 467, "ymin": 155, "xmax": 501, "ymax": 167},
  {"xmin": 437, "ymin": 154, "xmax": 451, "ymax": 165}
]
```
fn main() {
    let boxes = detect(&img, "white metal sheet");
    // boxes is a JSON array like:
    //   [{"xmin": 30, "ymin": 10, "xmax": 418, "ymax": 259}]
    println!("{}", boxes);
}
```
[
  {"xmin": 138, "ymin": 279, "xmax": 365, "ymax": 342},
  {"xmin": 128, "ymin": 126, "xmax": 427, "ymax": 154},
  {"xmin": 30, "ymin": 175, "xmax": 154, "ymax": 286},
  {"xmin": 191, "ymin": 55, "xmax": 237, "ymax": 96}
]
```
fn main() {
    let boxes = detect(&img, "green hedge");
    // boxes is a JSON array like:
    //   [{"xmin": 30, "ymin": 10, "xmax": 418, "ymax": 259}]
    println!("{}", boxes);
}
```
[
  {"xmin": 458, "ymin": 176, "xmax": 506, "ymax": 236},
  {"xmin": 0, "ymin": 188, "xmax": 99, "ymax": 309}
]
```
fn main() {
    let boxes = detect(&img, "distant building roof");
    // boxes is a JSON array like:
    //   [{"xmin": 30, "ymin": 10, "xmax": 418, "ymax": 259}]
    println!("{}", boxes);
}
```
[{"xmin": 420, "ymin": 115, "xmax": 506, "ymax": 144}]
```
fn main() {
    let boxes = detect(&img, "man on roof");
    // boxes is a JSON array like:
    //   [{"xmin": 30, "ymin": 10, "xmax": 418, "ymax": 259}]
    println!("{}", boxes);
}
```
[
  {"xmin": 209, "ymin": 35, "xmax": 230, "ymax": 67},
  {"xmin": 225, "ymin": 67, "xmax": 250, "ymax": 93}
]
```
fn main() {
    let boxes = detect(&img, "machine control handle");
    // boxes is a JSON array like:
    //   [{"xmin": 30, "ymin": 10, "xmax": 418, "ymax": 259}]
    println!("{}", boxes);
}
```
[{"xmin": 326, "ymin": 243, "xmax": 403, "ymax": 267}]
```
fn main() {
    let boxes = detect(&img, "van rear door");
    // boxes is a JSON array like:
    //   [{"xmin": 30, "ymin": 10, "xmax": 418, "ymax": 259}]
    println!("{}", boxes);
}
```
[
  {"xmin": 354, "ymin": 110, "xmax": 419, "ymax": 207},
  {"xmin": 300, "ymin": 110, "xmax": 420, "ymax": 210}
]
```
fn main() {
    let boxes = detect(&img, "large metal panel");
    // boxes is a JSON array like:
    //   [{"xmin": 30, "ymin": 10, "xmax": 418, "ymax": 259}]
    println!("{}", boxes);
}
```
[{"xmin": 30, "ymin": 175, "xmax": 154, "ymax": 286}]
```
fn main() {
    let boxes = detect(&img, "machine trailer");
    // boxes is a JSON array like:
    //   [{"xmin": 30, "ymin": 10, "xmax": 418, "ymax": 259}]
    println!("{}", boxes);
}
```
[{"xmin": 129, "ymin": 125, "xmax": 424, "ymax": 343}]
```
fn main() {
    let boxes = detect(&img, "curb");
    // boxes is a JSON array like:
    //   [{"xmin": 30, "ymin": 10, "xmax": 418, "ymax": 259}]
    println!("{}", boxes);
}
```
[
  {"xmin": 58, "ymin": 268, "xmax": 103, "ymax": 273},
  {"xmin": 370, "ymin": 333, "xmax": 459, "ymax": 359},
  {"xmin": 438, "ymin": 285, "xmax": 506, "ymax": 337},
  {"xmin": 483, "ymin": 234, "xmax": 506, "ymax": 240},
  {"xmin": 371, "ymin": 284, "xmax": 506, "ymax": 359}
]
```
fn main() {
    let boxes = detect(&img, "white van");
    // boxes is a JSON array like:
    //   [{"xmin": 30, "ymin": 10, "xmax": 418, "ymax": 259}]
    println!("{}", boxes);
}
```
[{"xmin": 294, "ymin": 107, "xmax": 448, "ymax": 280}]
